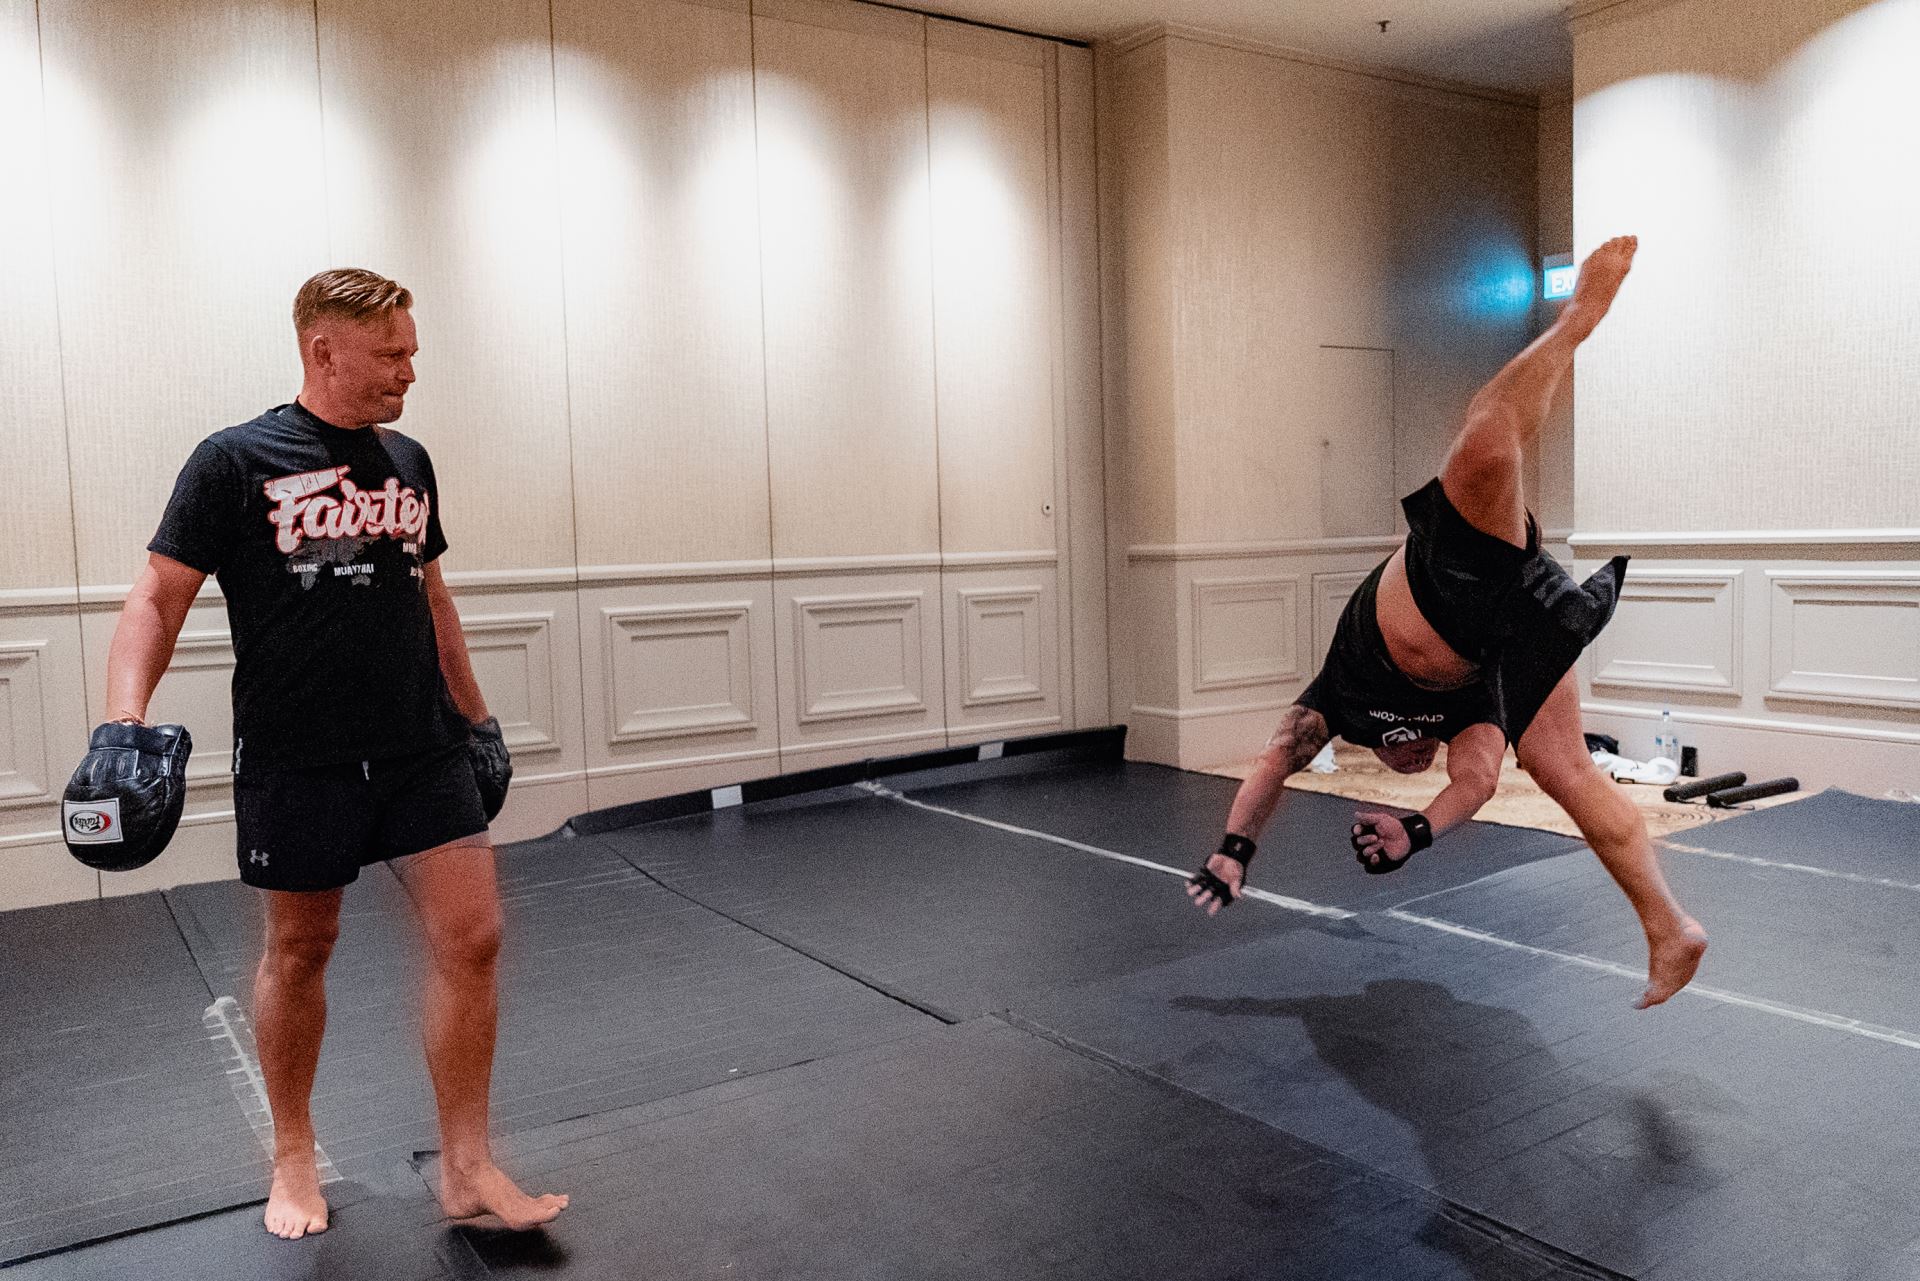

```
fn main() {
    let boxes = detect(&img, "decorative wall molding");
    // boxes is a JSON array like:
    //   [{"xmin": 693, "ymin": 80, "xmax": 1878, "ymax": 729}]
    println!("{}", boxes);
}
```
[
  {"xmin": 1766, "ymin": 572, "xmax": 1920, "ymax": 711},
  {"xmin": 1128, "ymin": 535, "xmax": 1402, "ymax": 563},
  {"xmin": 0, "ymin": 643, "xmax": 51, "ymax": 806},
  {"xmin": 1590, "ymin": 570, "xmax": 1741, "ymax": 695},
  {"xmin": 957, "ymin": 587, "xmax": 1046, "ymax": 708},
  {"xmin": 1312, "ymin": 570, "xmax": 1371, "ymax": 661},
  {"xmin": 1582, "ymin": 699, "xmax": 1920, "ymax": 747},
  {"xmin": 791, "ymin": 591, "xmax": 928, "ymax": 725},
  {"xmin": 776, "ymin": 554, "xmax": 944, "ymax": 577},
  {"xmin": 940, "ymin": 550, "xmax": 1060, "ymax": 569},
  {"xmin": 1566, "ymin": 0, "xmax": 1691, "ymax": 36},
  {"xmin": 458, "ymin": 611, "xmax": 561, "ymax": 754},
  {"xmin": 0, "ymin": 587, "xmax": 82, "ymax": 613},
  {"xmin": 575, "ymin": 561, "xmax": 773, "ymax": 585},
  {"xmin": 1132, "ymin": 698, "xmax": 1293, "ymax": 722},
  {"xmin": 445, "ymin": 566, "xmax": 585, "ymax": 589},
  {"xmin": 1105, "ymin": 22, "xmax": 1536, "ymax": 110},
  {"xmin": 1191, "ymin": 575, "xmax": 1300, "ymax": 693},
  {"xmin": 585, "ymin": 747, "xmax": 780, "ymax": 781},
  {"xmin": 603, "ymin": 603, "xmax": 758, "ymax": 743},
  {"xmin": 1570, "ymin": 528, "xmax": 1920, "ymax": 550}
]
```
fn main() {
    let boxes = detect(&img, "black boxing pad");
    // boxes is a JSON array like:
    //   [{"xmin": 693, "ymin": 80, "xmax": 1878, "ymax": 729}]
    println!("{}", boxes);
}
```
[
  {"xmin": 62, "ymin": 722, "xmax": 192, "ymax": 872},
  {"xmin": 467, "ymin": 716, "xmax": 512, "ymax": 822}
]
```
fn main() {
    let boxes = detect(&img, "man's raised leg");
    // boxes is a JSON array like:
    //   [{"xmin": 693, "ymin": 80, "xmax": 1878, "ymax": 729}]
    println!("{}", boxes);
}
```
[
  {"xmin": 1440, "ymin": 235, "xmax": 1639, "ymax": 546},
  {"xmin": 391, "ymin": 841, "xmax": 568, "ymax": 1229},
  {"xmin": 256, "ymin": 888, "xmax": 343, "ymax": 1239},
  {"xmin": 1519, "ymin": 672, "xmax": 1707, "ymax": 1007}
]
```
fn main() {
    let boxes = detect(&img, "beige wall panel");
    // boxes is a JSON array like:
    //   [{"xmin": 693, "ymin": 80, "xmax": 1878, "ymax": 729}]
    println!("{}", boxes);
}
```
[
  {"xmin": 1378, "ymin": 78, "xmax": 1538, "ymax": 505},
  {"xmin": 755, "ymin": 4, "xmax": 939, "ymax": 560},
  {"xmin": 1589, "ymin": 570, "xmax": 1743, "ymax": 696},
  {"xmin": 1166, "ymin": 40, "xmax": 1391, "ymax": 545},
  {"xmin": 1056, "ymin": 44, "xmax": 1110, "ymax": 727},
  {"xmin": 553, "ymin": 0, "xmax": 769, "ymax": 569},
  {"xmin": 773, "ymin": 569, "xmax": 946, "ymax": 762},
  {"xmin": 942, "ymin": 565, "xmax": 1061, "ymax": 742},
  {"xmin": 0, "ymin": 843, "xmax": 99, "ymax": 911},
  {"xmin": 1163, "ymin": 37, "xmax": 1537, "ymax": 545},
  {"xmin": 80, "ymin": 598, "xmax": 236, "ymax": 789},
  {"xmin": 1122, "ymin": 558, "xmax": 1181, "ymax": 713},
  {"xmin": 1190, "ymin": 573, "xmax": 1301, "ymax": 695},
  {"xmin": 1573, "ymin": 0, "xmax": 1920, "ymax": 533},
  {"xmin": 1536, "ymin": 95, "xmax": 1575, "ymax": 533},
  {"xmin": 1579, "ymin": 547, "xmax": 1920, "ymax": 797},
  {"xmin": 927, "ymin": 22, "xmax": 1056, "ymax": 556},
  {"xmin": 0, "ymin": 607, "xmax": 93, "ymax": 908},
  {"xmin": 39, "ymin": 0, "xmax": 326, "ymax": 587},
  {"xmin": 0, "ymin": 2, "xmax": 77, "ymax": 592},
  {"xmin": 317, "ymin": 0, "xmax": 574, "ymax": 572},
  {"xmin": 1767, "ymin": 571, "xmax": 1920, "ymax": 710},
  {"xmin": 1100, "ymin": 40, "xmax": 1178, "ymax": 549},
  {"xmin": 577, "ymin": 577, "xmax": 781, "ymax": 813},
  {"xmin": 448, "ymin": 583, "xmax": 586, "ymax": 841},
  {"xmin": 1313, "ymin": 347, "xmax": 1397, "ymax": 539}
]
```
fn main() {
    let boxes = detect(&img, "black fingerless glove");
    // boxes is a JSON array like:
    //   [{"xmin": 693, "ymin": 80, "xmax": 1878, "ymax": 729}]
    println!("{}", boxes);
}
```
[{"xmin": 1190, "ymin": 833, "xmax": 1256, "ymax": 906}]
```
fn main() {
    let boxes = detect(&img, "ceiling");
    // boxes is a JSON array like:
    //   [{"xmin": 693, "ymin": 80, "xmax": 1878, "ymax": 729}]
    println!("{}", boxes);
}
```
[{"xmin": 907, "ymin": 0, "xmax": 1576, "ymax": 98}]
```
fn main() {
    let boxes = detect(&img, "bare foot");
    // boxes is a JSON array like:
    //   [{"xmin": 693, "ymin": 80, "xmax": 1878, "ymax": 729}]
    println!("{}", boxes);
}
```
[
  {"xmin": 1564, "ymin": 234, "xmax": 1638, "ymax": 339},
  {"xmin": 1637, "ymin": 917, "xmax": 1708, "ymax": 1009},
  {"xmin": 263, "ymin": 1154, "xmax": 329, "ymax": 1240},
  {"xmin": 440, "ymin": 1160, "xmax": 569, "ymax": 1230}
]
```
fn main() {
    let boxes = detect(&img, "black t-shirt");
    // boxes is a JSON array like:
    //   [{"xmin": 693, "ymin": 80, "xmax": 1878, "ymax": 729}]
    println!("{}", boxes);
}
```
[
  {"xmin": 1296, "ymin": 560, "xmax": 1502, "ymax": 749},
  {"xmin": 148, "ymin": 401, "xmax": 469, "ymax": 772}
]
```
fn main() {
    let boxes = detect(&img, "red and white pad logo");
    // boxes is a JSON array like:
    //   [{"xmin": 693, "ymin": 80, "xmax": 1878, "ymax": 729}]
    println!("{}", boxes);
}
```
[{"xmin": 63, "ymin": 798, "xmax": 123, "ymax": 844}]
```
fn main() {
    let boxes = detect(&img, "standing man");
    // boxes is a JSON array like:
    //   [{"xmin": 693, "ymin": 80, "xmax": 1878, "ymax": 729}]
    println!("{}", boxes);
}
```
[
  {"xmin": 104, "ymin": 270, "xmax": 566, "ymax": 1238},
  {"xmin": 1187, "ymin": 237, "xmax": 1708, "ymax": 1010}
]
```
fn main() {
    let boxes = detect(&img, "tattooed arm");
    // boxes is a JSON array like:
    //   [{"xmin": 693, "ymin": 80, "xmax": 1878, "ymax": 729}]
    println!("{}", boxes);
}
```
[
  {"xmin": 1225, "ymin": 704, "xmax": 1333, "ymax": 841},
  {"xmin": 1188, "ymin": 705, "xmax": 1333, "ymax": 914}
]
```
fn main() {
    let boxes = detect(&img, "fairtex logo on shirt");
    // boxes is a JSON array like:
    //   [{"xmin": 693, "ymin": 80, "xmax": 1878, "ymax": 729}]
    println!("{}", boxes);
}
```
[{"xmin": 263, "ymin": 466, "xmax": 430, "ymax": 555}]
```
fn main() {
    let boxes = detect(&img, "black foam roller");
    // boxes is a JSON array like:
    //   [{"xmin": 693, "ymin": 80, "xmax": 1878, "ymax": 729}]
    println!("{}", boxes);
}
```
[
  {"xmin": 1664, "ymin": 771, "xmax": 1747, "ymax": 803},
  {"xmin": 1705, "ymin": 777, "xmax": 1798, "ymax": 808}
]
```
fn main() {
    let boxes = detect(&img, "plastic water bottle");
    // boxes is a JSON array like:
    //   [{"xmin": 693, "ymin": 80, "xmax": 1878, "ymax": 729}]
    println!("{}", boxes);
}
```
[{"xmin": 1653, "ymin": 709, "xmax": 1680, "ymax": 763}]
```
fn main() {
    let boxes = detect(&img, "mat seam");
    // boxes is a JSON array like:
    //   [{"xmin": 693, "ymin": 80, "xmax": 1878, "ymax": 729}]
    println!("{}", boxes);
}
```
[
  {"xmin": 578, "ymin": 831, "xmax": 960, "ymax": 1027},
  {"xmin": 993, "ymin": 1010, "xmax": 1633, "ymax": 1281}
]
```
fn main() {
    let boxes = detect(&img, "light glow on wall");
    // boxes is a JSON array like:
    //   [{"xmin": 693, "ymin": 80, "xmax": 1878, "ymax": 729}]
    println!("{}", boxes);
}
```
[{"xmin": 466, "ymin": 103, "xmax": 564, "ymax": 263}]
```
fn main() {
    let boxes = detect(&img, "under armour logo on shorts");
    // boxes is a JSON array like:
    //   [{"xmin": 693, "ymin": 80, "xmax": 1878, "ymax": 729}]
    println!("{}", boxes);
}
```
[{"xmin": 250, "ymin": 849, "xmax": 269, "ymax": 866}]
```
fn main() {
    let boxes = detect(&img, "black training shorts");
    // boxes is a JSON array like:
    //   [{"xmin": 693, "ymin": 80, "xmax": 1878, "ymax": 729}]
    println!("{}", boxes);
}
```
[
  {"xmin": 1400, "ymin": 478, "xmax": 1630, "ymax": 743},
  {"xmin": 233, "ymin": 744, "xmax": 489, "ymax": 891}
]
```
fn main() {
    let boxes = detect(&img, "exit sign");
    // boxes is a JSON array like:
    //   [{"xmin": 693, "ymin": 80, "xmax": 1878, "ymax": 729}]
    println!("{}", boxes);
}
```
[{"xmin": 1543, "ymin": 254, "xmax": 1575, "ymax": 301}]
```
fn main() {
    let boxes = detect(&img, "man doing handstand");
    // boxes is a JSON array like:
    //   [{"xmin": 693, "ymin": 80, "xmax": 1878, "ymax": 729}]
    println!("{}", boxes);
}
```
[{"xmin": 1186, "ymin": 236, "xmax": 1707, "ymax": 1009}]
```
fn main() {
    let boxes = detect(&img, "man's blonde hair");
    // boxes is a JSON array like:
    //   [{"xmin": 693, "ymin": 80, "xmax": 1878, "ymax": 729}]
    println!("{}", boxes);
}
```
[{"xmin": 292, "ymin": 268, "xmax": 412, "ymax": 337}]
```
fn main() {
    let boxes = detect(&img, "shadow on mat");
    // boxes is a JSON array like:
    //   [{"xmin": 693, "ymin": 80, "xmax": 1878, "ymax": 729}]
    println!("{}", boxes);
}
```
[
  {"xmin": 447, "ymin": 1224, "xmax": 569, "ymax": 1272},
  {"xmin": 1173, "ymin": 979, "xmax": 1719, "ymax": 1278}
]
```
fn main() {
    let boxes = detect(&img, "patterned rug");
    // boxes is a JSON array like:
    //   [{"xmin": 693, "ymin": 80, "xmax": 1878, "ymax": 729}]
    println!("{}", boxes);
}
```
[{"xmin": 1204, "ymin": 743, "xmax": 1802, "ymax": 841}]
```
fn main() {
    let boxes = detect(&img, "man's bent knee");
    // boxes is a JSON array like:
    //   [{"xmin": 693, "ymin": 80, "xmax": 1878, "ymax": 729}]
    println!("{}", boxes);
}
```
[
  {"xmin": 430, "ymin": 912, "xmax": 502, "ymax": 975},
  {"xmin": 263, "ymin": 929, "xmax": 338, "ymax": 979},
  {"xmin": 1541, "ymin": 766, "xmax": 1645, "ymax": 849}
]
